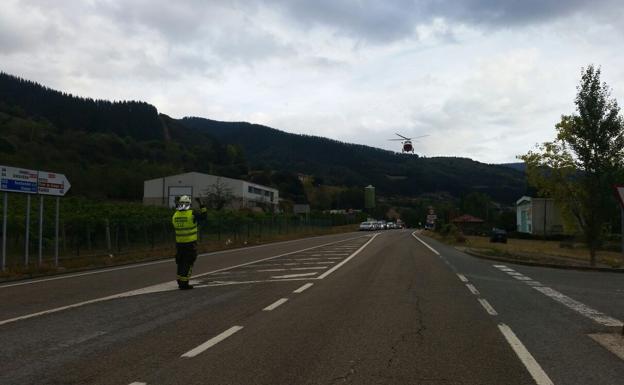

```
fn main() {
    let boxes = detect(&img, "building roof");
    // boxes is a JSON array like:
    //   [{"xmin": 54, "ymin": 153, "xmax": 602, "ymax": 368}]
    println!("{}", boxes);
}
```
[{"xmin": 451, "ymin": 214, "xmax": 485, "ymax": 223}]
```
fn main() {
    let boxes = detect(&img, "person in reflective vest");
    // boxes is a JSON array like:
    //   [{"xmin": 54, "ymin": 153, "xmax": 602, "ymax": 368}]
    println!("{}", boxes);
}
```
[{"xmin": 172, "ymin": 195, "xmax": 207, "ymax": 290}]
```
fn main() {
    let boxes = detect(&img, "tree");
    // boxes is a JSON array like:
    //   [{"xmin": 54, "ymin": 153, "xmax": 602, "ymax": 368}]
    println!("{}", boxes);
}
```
[
  {"xmin": 201, "ymin": 178, "xmax": 235, "ymax": 210},
  {"xmin": 520, "ymin": 65, "xmax": 624, "ymax": 265}
]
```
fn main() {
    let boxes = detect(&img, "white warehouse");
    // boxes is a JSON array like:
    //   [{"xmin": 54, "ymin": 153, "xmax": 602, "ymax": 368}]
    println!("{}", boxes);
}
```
[{"xmin": 143, "ymin": 172, "xmax": 279, "ymax": 210}]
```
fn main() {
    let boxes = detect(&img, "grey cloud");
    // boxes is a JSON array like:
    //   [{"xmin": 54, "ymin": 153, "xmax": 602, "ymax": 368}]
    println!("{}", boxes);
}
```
[{"xmin": 266, "ymin": 0, "xmax": 619, "ymax": 43}]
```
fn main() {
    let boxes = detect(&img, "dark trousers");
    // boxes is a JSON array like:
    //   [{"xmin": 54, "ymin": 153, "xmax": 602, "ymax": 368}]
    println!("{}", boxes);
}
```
[{"xmin": 175, "ymin": 242, "xmax": 197, "ymax": 287}]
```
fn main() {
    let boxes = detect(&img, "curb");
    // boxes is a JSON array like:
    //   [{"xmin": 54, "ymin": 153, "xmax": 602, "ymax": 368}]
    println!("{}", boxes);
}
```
[{"xmin": 462, "ymin": 248, "xmax": 624, "ymax": 273}]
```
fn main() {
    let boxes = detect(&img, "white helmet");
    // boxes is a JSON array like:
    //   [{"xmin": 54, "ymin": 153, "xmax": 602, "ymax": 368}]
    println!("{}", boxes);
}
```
[{"xmin": 176, "ymin": 195, "xmax": 192, "ymax": 211}]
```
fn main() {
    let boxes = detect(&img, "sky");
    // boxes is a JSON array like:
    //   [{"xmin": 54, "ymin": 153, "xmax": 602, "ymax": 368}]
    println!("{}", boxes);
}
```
[{"xmin": 2, "ymin": 0, "xmax": 624, "ymax": 163}]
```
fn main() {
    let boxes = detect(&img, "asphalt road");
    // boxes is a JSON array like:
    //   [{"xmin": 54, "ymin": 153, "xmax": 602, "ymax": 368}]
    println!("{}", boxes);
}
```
[{"xmin": 1, "ymin": 230, "xmax": 623, "ymax": 384}]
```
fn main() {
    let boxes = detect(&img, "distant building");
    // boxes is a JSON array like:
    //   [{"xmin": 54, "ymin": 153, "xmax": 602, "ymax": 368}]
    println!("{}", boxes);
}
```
[
  {"xmin": 516, "ymin": 196, "xmax": 564, "ymax": 235},
  {"xmin": 143, "ymin": 172, "xmax": 279, "ymax": 210}
]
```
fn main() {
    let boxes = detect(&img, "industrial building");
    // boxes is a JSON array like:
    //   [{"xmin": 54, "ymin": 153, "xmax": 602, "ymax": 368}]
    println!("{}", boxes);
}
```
[
  {"xmin": 516, "ymin": 196, "xmax": 565, "ymax": 235},
  {"xmin": 143, "ymin": 172, "xmax": 279, "ymax": 210}
]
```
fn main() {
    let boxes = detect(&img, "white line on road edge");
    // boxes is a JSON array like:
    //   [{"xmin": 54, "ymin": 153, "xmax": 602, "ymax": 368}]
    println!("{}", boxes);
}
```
[
  {"xmin": 317, "ymin": 234, "xmax": 379, "ymax": 279},
  {"xmin": 498, "ymin": 323, "xmax": 554, "ymax": 385},
  {"xmin": 478, "ymin": 298, "xmax": 498, "ymax": 316},
  {"xmin": 0, "ymin": 237, "xmax": 368, "ymax": 327},
  {"xmin": 293, "ymin": 283, "xmax": 313, "ymax": 293},
  {"xmin": 411, "ymin": 232, "xmax": 440, "ymax": 255},
  {"xmin": 466, "ymin": 284, "xmax": 480, "ymax": 295},
  {"xmin": 181, "ymin": 326, "xmax": 244, "ymax": 358},
  {"xmin": 457, "ymin": 273, "xmax": 469, "ymax": 283},
  {"xmin": 129, "ymin": 382, "xmax": 147, "ymax": 385},
  {"xmin": 263, "ymin": 298, "xmax": 289, "ymax": 311}
]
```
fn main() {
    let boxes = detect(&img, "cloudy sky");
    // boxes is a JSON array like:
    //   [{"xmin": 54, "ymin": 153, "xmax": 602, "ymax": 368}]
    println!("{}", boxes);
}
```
[{"xmin": 2, "ymin": 0, "xmax": 624, "ymax": 163}]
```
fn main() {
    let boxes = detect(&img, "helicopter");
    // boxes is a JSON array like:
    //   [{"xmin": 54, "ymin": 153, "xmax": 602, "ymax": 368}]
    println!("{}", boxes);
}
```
[{"xmin": 388, "ymin": 133, "xmax": 428, "ymax": 153}]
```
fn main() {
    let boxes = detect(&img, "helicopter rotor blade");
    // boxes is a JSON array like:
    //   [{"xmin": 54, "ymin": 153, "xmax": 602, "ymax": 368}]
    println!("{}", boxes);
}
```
[
  {"xmin": 395, "ymin": 133, "xmax": 411, "ymax": 140},
  {"xmin": 412, "ymin": 135, "xmax": 429, "ymax": 139}
]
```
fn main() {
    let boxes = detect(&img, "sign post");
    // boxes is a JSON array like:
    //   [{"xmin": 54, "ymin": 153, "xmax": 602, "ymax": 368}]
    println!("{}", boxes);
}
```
[
  {"xmin": 2, "ymin": 193, "xmax": 6, "ymax": 272},
  {"xmin": 0, "ymin": 165, "xmax": 70, "ymax": 270},
  {"xmin": 38, "ymin": 170, "xmax": 71, "ymax": 267}
]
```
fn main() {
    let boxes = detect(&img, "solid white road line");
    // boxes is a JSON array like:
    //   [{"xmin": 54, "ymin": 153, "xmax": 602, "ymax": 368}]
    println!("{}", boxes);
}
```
[
  {"xmin": 498, "ymin": 323, "xmax": 554, "ymax": 385},
  {"xmin": 181, "ymin": 326, "xmax": 244, "ymax": 358},
  {"xmin": 457, "ymin": 273, "xmax": 469, "ymax": 283},
  {"xmin": 533, "ymin": 286, "xmax": 623, "ymax": 327},
  {"xmin": 257, "ymin": 269, "xmax": 287, "ymax": 272},
  {"xmin": 478, "ymin": 298, "xmax": 498, "ymax": 316},
  {"xmin": 411, "ymin": 232, "xmax": 440, "ymax": 255},
  {"xmin": 293, "ymin": 283, "xmax": 314, "ymax": 293},
  {"xmin": 291, "ymin": 267, "xmax": 327, "ymax": 270},
  {"xmin": 317, "ymin": 234, "xmax": 379, "ymax": 279},
  {"xmin": 263, "ymin": 298, "xmax": 289, "ymax": 311},
  {"xmin": 466, "ymin": 284, "xmax": 480, "ymax": 295},
  {"xmin": 129, "ymin": 382, "xmax": 147, "ymax": 385},
  {"xmin": 272, "ymin": 273, "xmax": 318, "ymax": 279}
]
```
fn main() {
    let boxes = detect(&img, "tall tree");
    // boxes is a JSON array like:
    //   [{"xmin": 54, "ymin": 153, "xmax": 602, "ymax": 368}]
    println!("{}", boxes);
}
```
[{"xmin": 520, "ymin": 65, "xmax": 624, "ymax": 265}]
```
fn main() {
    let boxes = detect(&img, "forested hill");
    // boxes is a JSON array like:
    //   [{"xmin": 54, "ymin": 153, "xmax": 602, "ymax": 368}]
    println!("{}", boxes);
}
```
[
  {"xmin": 182, "ymin": 117, "xmax": 527, "ymax": 204},
  {"xmin": 0, "ymin": 72, "xmax": 246, "ymax": 199}
]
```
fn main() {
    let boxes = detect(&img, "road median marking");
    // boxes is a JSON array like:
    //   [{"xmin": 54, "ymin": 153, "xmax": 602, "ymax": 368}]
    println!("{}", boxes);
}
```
[
  {"xmin": 457, "ymin": 273, "xmax": 468, "ymax": 283},
  {"xmin": 411, "ymin": 232, "xmax": 440, "ymax": 255},
  {"xmin": 498, "ymin": 323, "xmax": 554, "ymax": 385},
  {"xmin": 263, "ymin": 298, "xmax": 289, "ymax": 311},
  {"xmin": 181, "ymin": 326, "xmax": 243, "ymax": 358},
  {"xmin": 0, "ymin": 236, "xmax": 369, "ymax": 327},
  {"xmin": 293, "ymin": 283, "xmax": 314, "ymax": 293},
  {"xmin": 494, "ymin": 265, "xmax": 623, "ymax": 327},
  {"xmin": 588, "ymin": 333, "xmax": 624, "ymax": 362},
  {"xmin": 317, "ymin": 234, "xmax": 379, "ymax": 279}
]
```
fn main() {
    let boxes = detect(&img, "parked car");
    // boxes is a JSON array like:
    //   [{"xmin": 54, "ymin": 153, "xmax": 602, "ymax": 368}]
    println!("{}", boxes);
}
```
[
  {"xmin": 387, "ymin": 222, "xmax": 396, "ymax": 229},
  {"xmin": 490, "ymin": 228, "xmax": 507, "ymax": 243},
  {"xmin": 359, "ymin": 222, "xmax": 375, "ymax": 231}
]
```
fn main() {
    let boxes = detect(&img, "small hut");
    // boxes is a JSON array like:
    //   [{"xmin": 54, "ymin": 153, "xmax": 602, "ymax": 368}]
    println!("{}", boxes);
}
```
[{"xmin": 451, "ymin": 214, "xmax": 485, "ymax": 235}]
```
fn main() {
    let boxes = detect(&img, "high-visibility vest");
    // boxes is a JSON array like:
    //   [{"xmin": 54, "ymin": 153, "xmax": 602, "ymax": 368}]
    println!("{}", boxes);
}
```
[{"xmin": 172, "ymin": 210, "xmax": 197, "ymax": 243}]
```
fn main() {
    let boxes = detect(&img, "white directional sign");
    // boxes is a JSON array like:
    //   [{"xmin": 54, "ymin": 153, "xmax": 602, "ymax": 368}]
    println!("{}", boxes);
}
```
[
  {"xmin": 0, "ymin": 165, "xmax": 38, "ymax": 194},
  {"xmin": 38, "ymin": 171, "xmax": 71, "ymax": 196},
  {"xmin": 615, "ymin": 186, "xmax": 624, "ymax": 208}
]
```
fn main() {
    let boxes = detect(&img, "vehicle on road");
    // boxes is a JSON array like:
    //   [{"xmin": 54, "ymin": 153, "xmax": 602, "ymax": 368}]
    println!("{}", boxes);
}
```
[
  {"xmin": 359, "ymin": 222, "xmax": 376, "ymax": 231},
  {"xmin": 489, "ymin": 228, "xmax": 507, "ymax": 243}
]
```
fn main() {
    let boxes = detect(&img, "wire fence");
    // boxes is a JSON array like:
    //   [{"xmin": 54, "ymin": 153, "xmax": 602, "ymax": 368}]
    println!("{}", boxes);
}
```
[{"xmin": 1, "ymin": 212, "xmax": 355, "ymax": 271}]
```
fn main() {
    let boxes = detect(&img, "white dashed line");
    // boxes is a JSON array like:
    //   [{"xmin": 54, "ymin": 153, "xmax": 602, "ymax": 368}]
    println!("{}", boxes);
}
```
[
  {"xmin": 263, "ymin": 298, "xmax": 289, "ymax": 311},
  {"xmin": 181, "ymin": 326, "xmax": 244, "ymax": 358},
  {"xmin": 128, "ymin": 382, "xmax": 146, "ymax": 385},
  {"xmin": 293, "ymin": 283, "xmax": 314, "ymax": 293},
  {"xmin": 457, "ymin": 274, "xmax": 469, "ymax": 283},
  {"xmin": 478, "ymin": 298, "xmax": 498, "ymax": 316},
  {"xmin": 466, "ymin": 284, "xmax": 480, "ymax": 295},
  {"xmin": 498, "ymin": 323, "xmax": 554, "ymax": 385}
]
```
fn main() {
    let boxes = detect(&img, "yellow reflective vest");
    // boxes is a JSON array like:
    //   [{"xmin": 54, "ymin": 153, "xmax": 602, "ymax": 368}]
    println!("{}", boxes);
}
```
[{"xmin": 172, "ymin": 210, "xmax": 198, "ymax": 243}]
